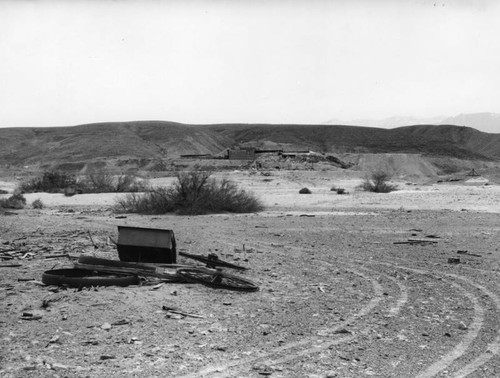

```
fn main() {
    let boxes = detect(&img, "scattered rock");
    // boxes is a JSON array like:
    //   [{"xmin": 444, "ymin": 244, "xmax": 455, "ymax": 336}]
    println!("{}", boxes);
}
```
[{"xmin": 99, "ymin": 355, "xmax": 116, "ymax": 360}]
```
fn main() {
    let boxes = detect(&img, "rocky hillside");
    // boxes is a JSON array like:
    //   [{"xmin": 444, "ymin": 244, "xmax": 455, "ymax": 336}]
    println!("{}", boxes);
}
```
[{"xmin": 0, "ymin": 121, "xmax": 499, "ymax": 168}]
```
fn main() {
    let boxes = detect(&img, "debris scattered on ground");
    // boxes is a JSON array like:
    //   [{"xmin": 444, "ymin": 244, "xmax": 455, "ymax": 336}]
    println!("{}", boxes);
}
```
[
  {"xmin": 162, "ymin": 305, "xmax": 204, "ymax": 318},
  {"xmin": 149, "ymin": 283, "xmax": 164, "ymax": 290},
  {"xmin": 45, "ymin": 334, "xmax": 61, "ymax": 348},
  {"xmin": 457, "ymin": 250, "xmax": 482, "ymax": 257},
  {"xmin": 99, "ymin": 355, "xmax": 116, "ymax": 361},
  {"xmin": 394, "ymin": 239, "xmax": 439, "ymax": 245},
  {"xmin": 21, "ymin": 311, "xmax": 43, "ymax": 321}
]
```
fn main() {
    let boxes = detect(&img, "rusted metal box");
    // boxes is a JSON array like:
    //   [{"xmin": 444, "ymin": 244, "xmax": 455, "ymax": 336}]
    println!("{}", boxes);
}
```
[{"xmin": 117, "ymin": 226, "xmax": 177, "ymax": 264}]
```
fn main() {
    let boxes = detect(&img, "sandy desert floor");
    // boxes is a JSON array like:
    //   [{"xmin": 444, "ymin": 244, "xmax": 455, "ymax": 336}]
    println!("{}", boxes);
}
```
[{"xmin": 1, "ymin": 170, "xmax": 500, "ymax": 377}]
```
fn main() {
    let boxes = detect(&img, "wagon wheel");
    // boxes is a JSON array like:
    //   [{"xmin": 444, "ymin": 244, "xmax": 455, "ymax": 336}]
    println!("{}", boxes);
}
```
[
  {"xmin": 179, "ymin": 252, "xmax": 247, "ymax": 270},
  {"xmin": 176, "ymin": 268, "xmax": 258, "ymax": 292},
  {"xmin": 42, "ymin": 269, "xmax": 139, "ymax": 288}
]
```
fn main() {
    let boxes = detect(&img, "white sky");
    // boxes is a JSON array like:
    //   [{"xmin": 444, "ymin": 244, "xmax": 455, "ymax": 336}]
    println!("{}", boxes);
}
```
[{"xmin": 1, "ymin": 0, "xmax": 499, "ymax": 130}]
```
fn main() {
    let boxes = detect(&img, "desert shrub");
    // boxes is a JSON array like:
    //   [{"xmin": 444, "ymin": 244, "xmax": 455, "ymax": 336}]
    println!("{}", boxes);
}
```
[
  {"xmin": 0, "ymin": 192, "xmax": 26, "ymax": 209},
  {"xmin": 20, "ymin": 169, "xmax": 147, "ymax": 195},
  {"xmin": 87, "ymin": 172, "xmax": 115, "ymax": 192},
  {"xmin": 115, "ymin": 175, "xmax": 148, "ymax": 192},
  {"xmin": 115, "ymin": 188, "xmax": 176, "ymax": 214},
  {"xmin": 115, "ymin": 170, "xmax": 263, "ymax": 215},
  {"xmin": 299, "ymin": 187, "xmax": 312, "ymax": 194},
  {"xmin": 32, "ymin": 198, "xmax": 44, "ymax": 209},
  {"xmin": 64, "ymin": 186, "xmax": 81, "ymax": 197},
  {"xmin": 20, "ymin": 170, "xmax": 77, "ymax": 193},
  {"xmin": 360, "ymin": 171, "xmax": 397, "ymax": 193},
  {"xmin": 80, "ymin": 172, "xmax": 148, "ymax": 193},
  {"xmin": 331, "ymin": 186, "xmax": 347, "ymax": 194}
]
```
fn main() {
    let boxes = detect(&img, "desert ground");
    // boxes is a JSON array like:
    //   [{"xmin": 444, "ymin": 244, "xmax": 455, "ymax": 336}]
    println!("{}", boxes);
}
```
[{"xmin": 1, "ymin": 169, "xmax": 500, "ymax": 377}]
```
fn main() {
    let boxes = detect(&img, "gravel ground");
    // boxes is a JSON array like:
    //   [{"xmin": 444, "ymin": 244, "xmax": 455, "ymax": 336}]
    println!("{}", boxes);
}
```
[{"xmin": 1, "ymin": 171, "xmax": 500, "ymax": 377}]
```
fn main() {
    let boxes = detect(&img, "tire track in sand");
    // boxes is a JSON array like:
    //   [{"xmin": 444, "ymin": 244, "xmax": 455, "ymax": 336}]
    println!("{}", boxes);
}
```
[
  {"xmin": 371, "ymin": 260, "xmax": 489, "ymax": 378},
  {"xmin": 176, "ymin": 256, "xmax": 408, "ymax": 378}
]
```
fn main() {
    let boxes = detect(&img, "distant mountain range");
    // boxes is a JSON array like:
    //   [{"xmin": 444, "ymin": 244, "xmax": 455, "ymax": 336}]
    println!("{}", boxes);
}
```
[
  {"xmin": 325, "ymin": 112, "xmax": 500, "ymax": 134},
  {"xmin": 0, "ymin": 120, "xmax": 499, "ymax": 170}
]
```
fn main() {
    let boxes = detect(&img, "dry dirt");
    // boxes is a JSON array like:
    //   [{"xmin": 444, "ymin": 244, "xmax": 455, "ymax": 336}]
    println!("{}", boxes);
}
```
[{"xmin": 1, "ymin": 170, "xmax": 500, "ymax": 377}]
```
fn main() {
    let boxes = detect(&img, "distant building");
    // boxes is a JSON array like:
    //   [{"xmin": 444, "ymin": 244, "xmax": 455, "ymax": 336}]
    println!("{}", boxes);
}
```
[{"xmin": 228, "ymin": 147, "xmax": 256, "ymax": 160}]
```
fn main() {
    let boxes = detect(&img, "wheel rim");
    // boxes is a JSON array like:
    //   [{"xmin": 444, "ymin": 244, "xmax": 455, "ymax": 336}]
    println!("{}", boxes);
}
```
[{"xmin": 177, "ymin": 268, "xmax": 258, "ymax": 292}]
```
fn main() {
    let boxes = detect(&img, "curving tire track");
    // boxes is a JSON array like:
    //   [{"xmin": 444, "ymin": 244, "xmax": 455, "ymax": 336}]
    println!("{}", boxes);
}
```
[
  {"xmin": 191, "ymin": 237, "xmax": 500, "ymax": 377},
  {"xmin": 368, "ymin": 259, "xmax": 500, "ymax": 378},
  {"xmin": 177, "ymin": 243, "xmax": 410, "ymax": 378},
  {"xmin": 263, "ymin": 242, "xmax": 492, "ymax": 377}
]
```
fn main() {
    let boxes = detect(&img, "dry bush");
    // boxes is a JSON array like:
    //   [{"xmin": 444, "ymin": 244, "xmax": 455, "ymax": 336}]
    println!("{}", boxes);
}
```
[
  {"xmin": 81, "ymin": 172, "xmax": 148, "ymax": 193},
  {"xmin": 32, "ymin": 199, "xmax": 44, "ymax": 209},
  {"xmin": 360, "ymin": 170, "xmax": 397, "ymax": 193},
  {"xmin": 20, "ymin": 170, "xmax": 77, "ymax": 193},
  {"xmin": 20, "ymin": 170, "xmax": 147, "ymax": 195},
  {"xmin": 330, "ymin": 185, "xmax": 346, "ymax": 194},
  {"xmin": 299, "ymin": 187, "xmax": 312, "ymax": 194},
  {"xmin": 115, "ymin": 170, "xmax": 263, "ymax": 215},
  {"xmin": 0, "ymin": 192, "xmax": 26, "ymax": 209}
]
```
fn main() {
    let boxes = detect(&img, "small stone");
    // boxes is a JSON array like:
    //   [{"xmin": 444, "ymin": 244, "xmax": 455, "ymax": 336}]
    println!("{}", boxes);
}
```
[
  {"xmin": 101, "ymin": 322, "xmax": 112, "ymax": 330},
  {"xmin": 100, "ymin": 355, "xmax": 115, "ymax": 360},
  {"xmin": 52, "ymin": 362, "xmax": 68, "ymax": 370},
  {"xmin": 47, "ymin": 334, "xmax": 60, "ymax": 345},
  {"xmin": 458, "ymin": 322, "xmax": 468, "ymax": 330},
  {"xmin": 333, "ymin": 328, "xmax": 352, "ymax": 334}
]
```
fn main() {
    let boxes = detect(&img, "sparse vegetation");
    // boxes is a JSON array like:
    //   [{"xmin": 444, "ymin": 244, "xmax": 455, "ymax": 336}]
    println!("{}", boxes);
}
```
[
  {"xmin": 84, "ymin": 172, "xmax": 148, "ymax": 193},
  {"xmin": 0, "ymin": 191, "xmax": 26, "ymax": 209},
  {"xmin": 330, "ymin": 185, "xmax": 346, "ymax": 194},
  {"xmin": 20, "ymin": 170, "xmax": 77, "ymax": 193},
  {"xmin": 19, "ymin": 170, "xmax": 148, "ymax": 195},
  {"xmin": 360, "ymin": 170, "xmax": 398, "ymax": 193},
  {"xmin": 299, "ymin": 187, "xmax": 312, "ymax": 194},
  {"xmin": 115, "ymin": 169, "xmax": 263, "ymax": 215},
  {"xmin": 32, "ymin": 198, "xmax": 44, "ymax": 209}
]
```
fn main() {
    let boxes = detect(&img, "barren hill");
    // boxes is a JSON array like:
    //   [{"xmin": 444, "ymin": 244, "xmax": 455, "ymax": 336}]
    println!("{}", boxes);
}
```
[
  {"xmin": 0, "ymin": 122, "xmax": 499, "ymax": 169},
  {"xmin": 206, "ymin": 123, "xmax": 500, "ymax": 159}
]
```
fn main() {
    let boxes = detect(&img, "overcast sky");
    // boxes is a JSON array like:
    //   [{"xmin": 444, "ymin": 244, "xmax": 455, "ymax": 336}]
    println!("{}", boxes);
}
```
[{"xmin": 1, "ymin": 0, "xmax": 499, "ymax": 130}]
